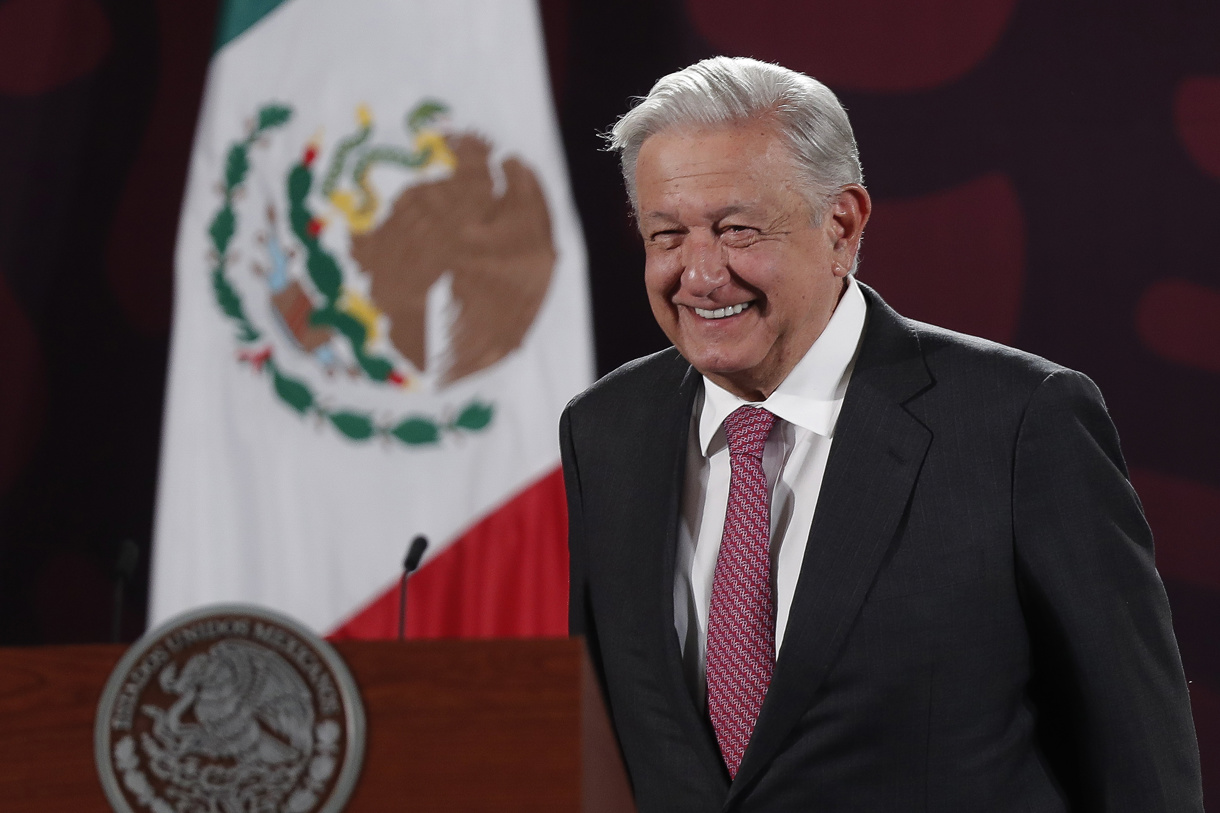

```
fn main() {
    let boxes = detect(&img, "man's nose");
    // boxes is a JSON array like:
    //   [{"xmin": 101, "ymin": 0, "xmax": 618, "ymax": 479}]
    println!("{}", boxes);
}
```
[{"xmin": 681, "ymin": 231, "xmax": 728, "ymax": 296}]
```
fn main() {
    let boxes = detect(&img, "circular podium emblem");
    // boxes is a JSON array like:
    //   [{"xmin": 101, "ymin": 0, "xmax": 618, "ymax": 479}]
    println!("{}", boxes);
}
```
[{"xmin": 95, "ymin": 605, "xmax": 365, "ymax": 813}]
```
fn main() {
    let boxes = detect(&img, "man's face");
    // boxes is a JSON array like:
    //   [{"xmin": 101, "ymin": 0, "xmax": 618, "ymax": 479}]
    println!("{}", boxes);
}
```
[{"xmin": 635, "ymin": 122, "xmax": 868, "ymax": 401}]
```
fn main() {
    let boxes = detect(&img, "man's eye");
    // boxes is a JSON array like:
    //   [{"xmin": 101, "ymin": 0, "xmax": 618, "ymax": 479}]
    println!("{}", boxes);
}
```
[
  {"xmin": 721, "ymin": 225, "xmax": 759, "ymax": 244},
  {"xmin": 650, "ymin": 230, "xmax": 683, "ymax": 247}
]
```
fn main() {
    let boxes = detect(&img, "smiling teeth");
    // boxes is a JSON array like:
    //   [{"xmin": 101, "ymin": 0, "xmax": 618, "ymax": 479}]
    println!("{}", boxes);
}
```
[{"xmin": 695, "ymin": 302, "xmax": 751, "ymax": 320}]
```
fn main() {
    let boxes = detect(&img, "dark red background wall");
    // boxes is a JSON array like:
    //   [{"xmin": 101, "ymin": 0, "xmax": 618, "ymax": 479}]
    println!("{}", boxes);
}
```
[{"xmin": 0, "ymin": 0, "xmax": 1216, "ymax": 796}]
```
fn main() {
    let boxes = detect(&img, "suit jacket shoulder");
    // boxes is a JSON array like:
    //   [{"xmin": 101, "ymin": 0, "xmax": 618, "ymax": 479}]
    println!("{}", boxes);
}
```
[
  {"xmin": 565, "ymin": 346, "xmax": 690, "ymax": 419},
  {"xmin": 857, "ymin": 281, "xmax": 1066, "ymax": 399}
]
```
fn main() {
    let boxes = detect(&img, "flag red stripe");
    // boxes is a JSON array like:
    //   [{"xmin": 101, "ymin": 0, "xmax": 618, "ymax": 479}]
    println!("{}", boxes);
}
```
[{"xmin": 328, "ymin": 467, "xmax": 569, "ymax": 639}]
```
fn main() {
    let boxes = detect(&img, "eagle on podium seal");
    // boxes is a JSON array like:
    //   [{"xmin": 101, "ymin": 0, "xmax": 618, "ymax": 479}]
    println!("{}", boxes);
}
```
[{"xmin": 94, "ymin": 606, "xmax": 365, "ymax": 813}]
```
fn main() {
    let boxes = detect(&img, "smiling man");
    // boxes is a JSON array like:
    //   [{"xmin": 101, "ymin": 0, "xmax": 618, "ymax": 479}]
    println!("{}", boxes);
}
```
[
  {"xmin": 560, "ymin": 57, "xmax": 1202, "ymax": 812},
  {"xmin": 635, "ymin": 121, "xmax": 867, "ymax": 403}
]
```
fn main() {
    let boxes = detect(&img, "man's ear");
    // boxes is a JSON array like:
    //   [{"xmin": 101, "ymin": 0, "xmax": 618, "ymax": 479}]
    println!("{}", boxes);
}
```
[{"xmin": 829, "ymin": 184, "xmax": 871, "ymax": 275}]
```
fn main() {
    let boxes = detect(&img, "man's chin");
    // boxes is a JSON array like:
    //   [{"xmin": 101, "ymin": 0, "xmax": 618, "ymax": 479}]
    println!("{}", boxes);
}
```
[
  {"xmin": 680, "ymin": 355, "xmax": 767, "ymax": 396},
  {"xmin": 679, "ymin": 350, "xmax": 751, "ymax": 379}
]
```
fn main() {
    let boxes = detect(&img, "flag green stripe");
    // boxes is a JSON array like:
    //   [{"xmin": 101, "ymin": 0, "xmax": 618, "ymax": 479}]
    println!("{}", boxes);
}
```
[{"xmin": 213, "ymin": 0, "xmax": 291, "ymax": 53}]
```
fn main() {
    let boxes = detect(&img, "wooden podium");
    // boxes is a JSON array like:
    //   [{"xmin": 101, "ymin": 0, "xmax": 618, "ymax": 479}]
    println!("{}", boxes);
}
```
[{"xmin": 0, "ymin": 638, "xmax": 636, "ymax": 812}]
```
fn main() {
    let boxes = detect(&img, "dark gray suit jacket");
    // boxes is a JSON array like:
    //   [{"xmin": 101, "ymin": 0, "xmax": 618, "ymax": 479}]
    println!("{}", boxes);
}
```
[{"xmin": 561, "ymin": 284, "xmax": 1203, "ymax": 812}]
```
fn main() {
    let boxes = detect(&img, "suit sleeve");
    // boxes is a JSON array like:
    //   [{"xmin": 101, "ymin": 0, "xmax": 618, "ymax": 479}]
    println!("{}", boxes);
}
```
[
  {"xmin": 560, "ymin": 404, "xmax": 590, "ymax": 638},
  {"xmin": 1012, "ymin": 370, "xmax": 1203, "ymax": 811},
  {"xmin": 560, "ymin": 404, "xmax": 611, "ymax": 691}
]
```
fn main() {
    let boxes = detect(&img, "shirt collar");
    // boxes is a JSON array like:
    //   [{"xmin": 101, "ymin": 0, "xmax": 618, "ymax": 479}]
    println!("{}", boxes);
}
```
[{"xmin": 697, "ymin": 275, "xmax": 867, "ymax": 455}]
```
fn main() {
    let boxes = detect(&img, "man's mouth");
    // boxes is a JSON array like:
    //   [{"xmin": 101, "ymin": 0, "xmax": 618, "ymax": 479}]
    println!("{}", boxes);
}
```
[{"xmin": 693, "ymin": 301, "xmax": 753, "ymax": 320}]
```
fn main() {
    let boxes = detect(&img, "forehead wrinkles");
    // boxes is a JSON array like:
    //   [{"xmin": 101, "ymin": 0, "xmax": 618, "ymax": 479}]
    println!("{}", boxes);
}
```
[
  {"xmin": 641, "ymin": 135, "xmax": 779, "ymax": 179},
  {"xmin": 641, "ymin": 175, "xmax": 761, "ymax": 219},
  {"xmin": 640, "ymin": 123, "xmax": 802, "ymax": 180},
  {"xmin": 638, "ymin": 159, "xmax": 808, "ymax": 230}
]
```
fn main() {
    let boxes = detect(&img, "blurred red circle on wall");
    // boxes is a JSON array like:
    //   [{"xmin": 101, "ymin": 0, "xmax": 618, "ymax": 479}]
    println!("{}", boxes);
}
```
[
  {"xmin": 0, "ymin": 0, "xmax": 112, "ymax": 96},
  {"xmin": 860, "ymin": 172, "xmax": 1026, "ymax": 345},
  {"xmin": 1174, "ymin": 77, "xmax": 1220, "ymax": 180},
  {"xmin": 686, "ymin": 0, "xmax": 1018, "ymax": 91},
  {"xmin": 1136, "ymin": 278, "xmax": 1220, "ymax": 374}
]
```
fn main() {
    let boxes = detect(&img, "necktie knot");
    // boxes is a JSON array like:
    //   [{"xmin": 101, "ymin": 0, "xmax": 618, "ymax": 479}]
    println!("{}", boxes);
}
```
[{"xmin": 723, "ymin": 406, "xmax": 776, "ymax": 460}]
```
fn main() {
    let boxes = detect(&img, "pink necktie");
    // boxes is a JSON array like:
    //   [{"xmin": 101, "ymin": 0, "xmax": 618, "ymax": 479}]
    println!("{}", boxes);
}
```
[{"xmin": 706, "ymin": 405, "xmax": 778, "ymax": 778}]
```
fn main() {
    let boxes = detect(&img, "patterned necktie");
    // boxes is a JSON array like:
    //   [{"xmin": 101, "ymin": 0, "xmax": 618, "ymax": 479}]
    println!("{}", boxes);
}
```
[{"xmin": 706, "ymin": 405, "xmax": 778, "ymax": 778}]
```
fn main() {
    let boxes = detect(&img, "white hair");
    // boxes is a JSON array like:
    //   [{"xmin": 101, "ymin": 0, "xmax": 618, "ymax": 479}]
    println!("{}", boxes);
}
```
[{"xmin": 607, "ymin": 56, "xmax": 864, "ymax": 221}]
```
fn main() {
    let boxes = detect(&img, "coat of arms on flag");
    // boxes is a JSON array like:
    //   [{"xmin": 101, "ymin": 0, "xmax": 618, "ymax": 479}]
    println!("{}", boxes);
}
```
[{"xmin": 209, "ymin": 99, "xmax": 557, "ymax": 446}]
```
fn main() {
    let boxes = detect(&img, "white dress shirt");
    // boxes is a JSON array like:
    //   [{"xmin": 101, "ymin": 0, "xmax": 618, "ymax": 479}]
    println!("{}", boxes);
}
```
[{"xmin": 674, "ymin": 276, "xmax": 867, "ymax": 703}]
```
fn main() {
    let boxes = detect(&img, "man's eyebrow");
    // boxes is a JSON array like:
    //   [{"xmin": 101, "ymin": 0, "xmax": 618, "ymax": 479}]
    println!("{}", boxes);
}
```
[
  {"xmin": 708, "ymin": 205, "xmax": 750, "ymax": 221},
  {"xmin": 639, "ymin": 210, "xmax": 677, "ymax": 223}
]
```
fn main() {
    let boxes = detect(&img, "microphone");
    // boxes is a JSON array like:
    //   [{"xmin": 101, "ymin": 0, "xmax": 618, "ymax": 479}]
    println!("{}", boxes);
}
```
[
  {"xmin": 111, "ymin": 539, "xmax": 139, "ymax": 643},
  {"xmin": 398, "ymin": 535, "xmax": 429, "ymax": 640}
]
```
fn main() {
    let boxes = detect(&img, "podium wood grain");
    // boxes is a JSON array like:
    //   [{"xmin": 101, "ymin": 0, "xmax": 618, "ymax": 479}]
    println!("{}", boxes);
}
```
[
  {"xmin": 0, "ymin": 638, "xmax": 635, "ymax": 812},
  {"xmin": 0, "ymin": 645, "xmax": 120, "ymax": 812}
]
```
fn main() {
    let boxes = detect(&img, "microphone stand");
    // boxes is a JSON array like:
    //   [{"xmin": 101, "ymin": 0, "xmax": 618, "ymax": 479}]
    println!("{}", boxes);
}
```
[{"xmin": 398, "ymin": 535, "xmax": 429, "ymax": 640}]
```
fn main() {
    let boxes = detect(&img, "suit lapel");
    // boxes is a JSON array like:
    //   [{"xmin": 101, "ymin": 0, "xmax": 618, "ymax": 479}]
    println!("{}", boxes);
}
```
[
  {"xmin": 661, "ymin": 363, "xmax": 727, "ymax": 756},
  {"xmin": 728, "ymin": 286, "xmax": 934, "ymax": 801}
]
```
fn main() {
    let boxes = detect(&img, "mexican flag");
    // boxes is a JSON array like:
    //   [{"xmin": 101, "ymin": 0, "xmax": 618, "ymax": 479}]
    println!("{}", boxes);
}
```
[{"xmin": 150, "ymin": 0, "xmax": 592, "ymax": 638}]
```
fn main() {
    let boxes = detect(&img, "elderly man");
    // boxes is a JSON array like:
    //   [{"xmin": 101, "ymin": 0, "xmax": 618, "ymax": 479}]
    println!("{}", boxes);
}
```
[{"xmin": 561, "ymin": 57, "xmax": 1202, "ymax": 811}]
